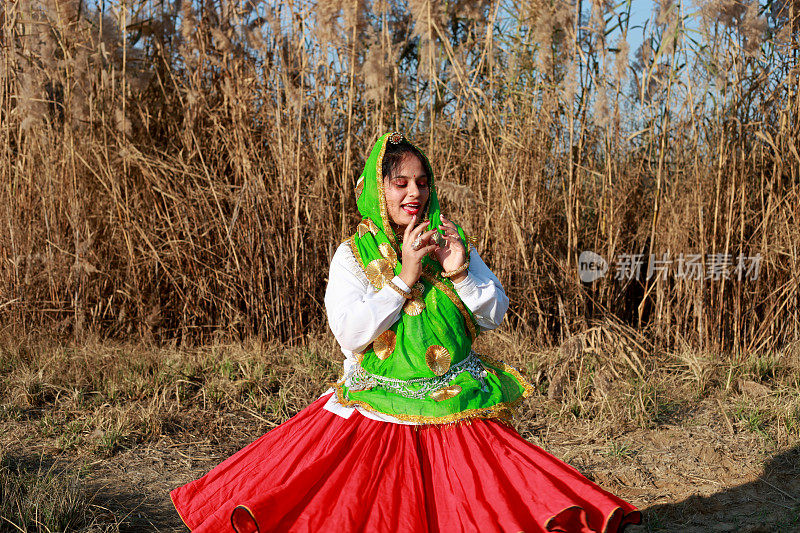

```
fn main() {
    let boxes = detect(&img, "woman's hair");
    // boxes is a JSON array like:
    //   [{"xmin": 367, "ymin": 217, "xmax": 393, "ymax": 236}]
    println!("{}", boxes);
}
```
[{"xmin": 381, "ymin": 140, "xmax": 428, "ymax": 181}]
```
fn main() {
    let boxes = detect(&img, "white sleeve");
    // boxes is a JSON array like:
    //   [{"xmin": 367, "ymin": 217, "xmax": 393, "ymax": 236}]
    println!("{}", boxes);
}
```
[
  {"xmin": 451, "ymin": 247, "xmax": 509, "ymax": 331},
  {"xmin": 324, "ymin": 242, "xmax": 411, "ymax": 354}
]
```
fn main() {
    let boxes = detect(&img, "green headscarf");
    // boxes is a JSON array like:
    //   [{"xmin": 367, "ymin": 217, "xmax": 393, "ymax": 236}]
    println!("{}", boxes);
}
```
[{"xmin": 335, "ymin": 132, "xmax": 532, "ymax": 424}]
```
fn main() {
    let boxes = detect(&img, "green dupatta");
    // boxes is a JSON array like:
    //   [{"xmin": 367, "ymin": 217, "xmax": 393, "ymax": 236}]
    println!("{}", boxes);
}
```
[{"xmin": 334, "ymin": 132, "xmax": 532, "ymax": 424}]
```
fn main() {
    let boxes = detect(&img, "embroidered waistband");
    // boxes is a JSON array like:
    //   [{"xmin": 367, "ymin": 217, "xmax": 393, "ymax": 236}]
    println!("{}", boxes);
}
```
[{"xmin": 342, "ymin": 350, "xmax": 490, "ymax": 399}]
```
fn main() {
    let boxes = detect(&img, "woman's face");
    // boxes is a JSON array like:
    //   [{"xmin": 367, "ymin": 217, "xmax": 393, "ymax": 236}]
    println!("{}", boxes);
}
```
[{"xmin": 384, "ymin": 153, "xmax": 430, "ymax": 230}]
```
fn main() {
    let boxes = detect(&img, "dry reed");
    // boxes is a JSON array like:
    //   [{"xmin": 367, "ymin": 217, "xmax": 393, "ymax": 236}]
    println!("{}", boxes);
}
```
[{"xmin": 0, "ymin": 0, "xmax": 798, "ymax": 358}]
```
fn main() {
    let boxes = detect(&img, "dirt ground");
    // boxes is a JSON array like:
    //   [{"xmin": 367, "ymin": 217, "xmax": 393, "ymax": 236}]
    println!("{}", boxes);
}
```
[{"xmin": 3, "ymin": 396, "xmax": 798, "ymax": 533}]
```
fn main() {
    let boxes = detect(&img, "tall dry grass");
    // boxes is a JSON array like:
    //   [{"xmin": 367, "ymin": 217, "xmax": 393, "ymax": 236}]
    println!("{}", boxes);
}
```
[{"xmin": 0, "ymin": 0, "xmax": 798, "ymax": 356}]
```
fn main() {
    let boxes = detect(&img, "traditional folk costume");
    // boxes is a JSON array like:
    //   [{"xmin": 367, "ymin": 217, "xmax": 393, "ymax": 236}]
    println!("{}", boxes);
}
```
[{"xmin": 171, "ymin": 133, "xmax": 642, "ymax": 532}]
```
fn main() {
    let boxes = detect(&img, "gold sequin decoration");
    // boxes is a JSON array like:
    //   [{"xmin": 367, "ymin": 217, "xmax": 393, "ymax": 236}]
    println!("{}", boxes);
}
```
[
  {"xmin": 373, "ymin": 330, "xmax": 396, "ymax": 360},
  {"xmin": 355, "ymin": 178, "xmax": 364, "ymax": 200},
  {"xmin": 357, "ymin": 218, "xmax": 380, "ymax": 238},
  {"xmin": 403, "ymin": 297, "xmax": 425, "ymax": 316},
  {"xmin": 429, "ymin": 384, "xmax": 462, "ymax": 401},
  {"xmin": 404, "ymin": 281, "xmax": 426, "ymax": 316},
  {"xmin": 379, "ymin": 242, "xmax": 397, "ymax": 264},
  {"xmin": 425, "ymin": 345, "xmax": 451, "ymax": 376},
  {"xmin": 364, "ymin": 258, "xmax": 394, "ymax": 290}
]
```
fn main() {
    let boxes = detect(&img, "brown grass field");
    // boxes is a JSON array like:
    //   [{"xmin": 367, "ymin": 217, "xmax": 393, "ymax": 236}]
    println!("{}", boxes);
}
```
[
  {"xmin": 1, "ymin": 0, "xmax": 800, "ymax": 531},
  {"xmin": 1, "ymin": 332, "xmax": 799, "ymax": 531}
]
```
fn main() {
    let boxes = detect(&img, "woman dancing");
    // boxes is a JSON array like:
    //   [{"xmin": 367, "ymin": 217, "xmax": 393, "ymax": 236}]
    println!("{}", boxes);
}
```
[{"xmin": 170, "ymin": 132, "xmax": 641, "ymax": 532}]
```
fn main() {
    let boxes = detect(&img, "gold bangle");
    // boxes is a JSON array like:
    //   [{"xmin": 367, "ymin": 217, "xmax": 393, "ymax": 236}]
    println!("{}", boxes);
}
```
[
  {"xmin": 441, "ymin": 258, "xmax": 469, "ymax": 278},
  {"xmin": 386, "ymin": 280, "xmax": 413, "ymax": 299}
]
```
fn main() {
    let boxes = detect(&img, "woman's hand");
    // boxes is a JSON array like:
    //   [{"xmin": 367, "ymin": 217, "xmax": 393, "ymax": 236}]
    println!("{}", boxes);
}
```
[
  {"xmin": 399, "ymin": 215, "xmax": 438, "ymax": 288},
  {"xmin": 433, "ymin": 217, "xmax": 468, "ymax": 282}
]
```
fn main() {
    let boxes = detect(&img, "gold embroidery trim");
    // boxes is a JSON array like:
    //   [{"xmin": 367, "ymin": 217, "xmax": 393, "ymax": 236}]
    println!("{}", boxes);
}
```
[
  {"xmin": 348, "ymin": 234, "xmax": 365, "ymax": 270},
  {"xmin": 356, "ymin": 218, "xmax": 380, "ymax": 238},
  {"xmin": 379, "ymin": 242, "xmax": 397, "ymax": 263},
  {"xmin": 355, "ymin": 177, "xmax": 364, "ymax": 200},
  {"xmin": 334, "ymin": 384, "xmax": 519, "ymax": 424},
  {"xmin": 333, "ymin": 354, "xmax": 535, "ymax": 424},
  {"xmin": 376, "ymin": 137, "xmax": 399, "ymax": 253},
  {"xmin": 421, "ymin": 271, "xmax": 478, "ymax": 341},
  {"xmin": 479, "ymin": 354, "xmax": 537, "ymax": 399}
]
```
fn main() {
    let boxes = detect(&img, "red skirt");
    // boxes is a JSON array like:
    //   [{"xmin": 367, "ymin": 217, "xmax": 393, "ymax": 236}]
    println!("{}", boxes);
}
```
[{"xmin": 171, "ymin": 393, "xmax": 641, "ymax": 532}]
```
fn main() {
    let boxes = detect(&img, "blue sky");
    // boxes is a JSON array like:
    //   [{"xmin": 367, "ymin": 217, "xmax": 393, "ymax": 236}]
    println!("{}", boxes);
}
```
[{"xmin": 628, "ymin": 1, "xmax": 656, "ymax": 58}]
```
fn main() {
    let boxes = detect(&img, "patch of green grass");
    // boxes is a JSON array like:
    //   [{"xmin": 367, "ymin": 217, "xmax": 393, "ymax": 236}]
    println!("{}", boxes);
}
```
[
  {"xmin": 568, "ymin": 402, "xmax": 584, "ymax": 418},
  {"xmin": 782, "ymin": 404, "xmax": 800, "ymax": 437},
  {"xmin": 55, "ymin": 421, "xmax": 86, "ymax": 452},
  {"xmin": 625, "ymin": 378, "xmax": 668, "ymax": 428},
  {"xmin": 736, "ymin": 404, "xmax": 765, "ymax": 433},
  {"xmin": 745, "ymin": 353, "xmax": 783, "ymax": 382},
  {"xmin": 0, "ymin": 404, "xmax": 22, "ymax": 422},
  {"xmin": 734, "ymin": 402, "xmax": 776, "ymax": 445},
  {"xmin": 602, "ymin": 441, "xmax": 637, "ymax": 458},
  {"xmin": 94, "ymin": 429, "xmax": 123, "ymax": 457}
]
